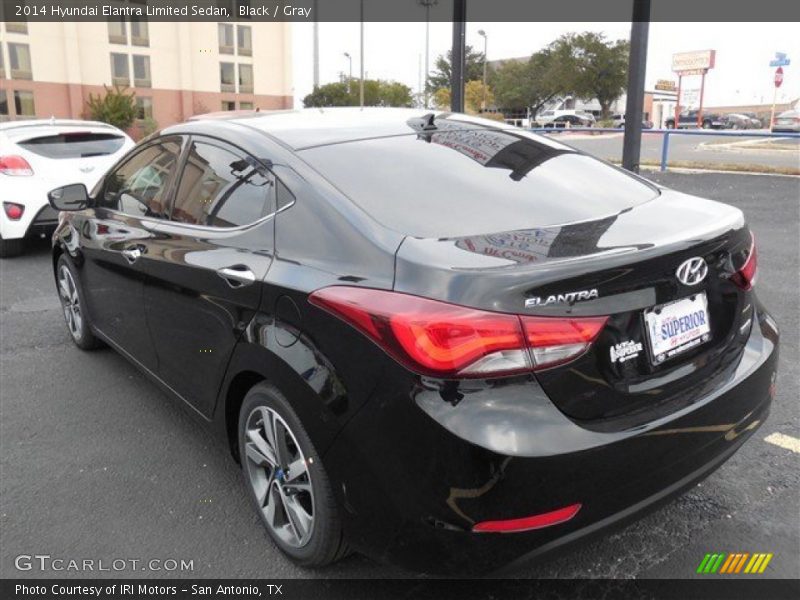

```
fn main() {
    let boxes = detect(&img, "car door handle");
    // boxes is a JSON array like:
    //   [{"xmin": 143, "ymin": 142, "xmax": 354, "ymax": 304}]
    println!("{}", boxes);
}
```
[
  {"xmin": 121, "ymin": 247, "xmax": 142, "ymax": 264},
  {"xmin": 217, "ymin": 266, "xmax": 256, "ymax": 288}
]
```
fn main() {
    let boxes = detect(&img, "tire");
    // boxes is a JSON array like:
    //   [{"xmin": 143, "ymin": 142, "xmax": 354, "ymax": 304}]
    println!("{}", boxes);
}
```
[
  {"xmin": 0, "ymin": 235, "xmax": 24, "ymax": 258},
  {"xmin": 56, "ymin": 254, "xmax": 104, "ymax": 350},
  {"xmin": 238, "ymin": 383, "xmax": 349, "ymax": 567},
  {"xmin": 702, "ymin": 120, "xmax": 712, "ymax": 129},
  {"xmin": 665, "ymin": 121, "xmax": 676, "ymax": 129}
]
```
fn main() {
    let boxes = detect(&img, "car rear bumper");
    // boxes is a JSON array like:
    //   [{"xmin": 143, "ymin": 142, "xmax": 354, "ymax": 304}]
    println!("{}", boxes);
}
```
[{"xmin": 324, "ymin": 304, "xmax": 779, "ymax": 574}]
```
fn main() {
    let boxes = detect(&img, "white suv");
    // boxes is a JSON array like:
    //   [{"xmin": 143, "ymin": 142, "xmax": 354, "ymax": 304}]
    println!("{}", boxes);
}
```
[{"xmin": 0, "ymin": 119, "xmax": 134, "ymax": 257}]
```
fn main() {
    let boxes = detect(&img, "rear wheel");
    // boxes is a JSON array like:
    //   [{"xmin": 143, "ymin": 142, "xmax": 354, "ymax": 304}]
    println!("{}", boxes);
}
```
[
  {"xmin": 238, "ymin": 383, "xmax": 349, "ymax": 567},
  {"xmin": 56, "ymin": 255, "xmax": 103, "ymax": 350},
  {"xmin": 0, "ymin": 235, "xmax": 24, "ymax": 258}
]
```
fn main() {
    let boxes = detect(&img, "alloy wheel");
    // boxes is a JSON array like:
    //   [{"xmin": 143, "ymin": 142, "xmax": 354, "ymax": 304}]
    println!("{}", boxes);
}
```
[
  {"xmin": 58, "ymin": 265, "xmax": 83, "ymax": 340},
  {"xmin": 244, "ymin": 406, "xmax": 315, "ymax": 548}
]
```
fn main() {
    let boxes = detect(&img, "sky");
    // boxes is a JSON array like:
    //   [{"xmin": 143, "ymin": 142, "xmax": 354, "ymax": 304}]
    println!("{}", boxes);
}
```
[{"xmin": 291, "ymin": 22, "xmax": 800, "ymax": 109}]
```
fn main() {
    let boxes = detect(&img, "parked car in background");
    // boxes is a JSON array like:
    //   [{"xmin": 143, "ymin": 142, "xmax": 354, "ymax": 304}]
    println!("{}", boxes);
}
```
[
  {"xmin": 664, "ymin": 110, "xmax": 727, "ymax": 130},
  {"xmin": 48, "ymin": 108, "xmax": 777, "ymax": 574},
  {"xmin": 741, "ymin": 112, "xmax": 763, "ymax": 129},
  {"xmin": 0, "ymin": 120, "xmax": 134, "ymax": 257},
  {"xmin": 534, "ymin": 110, "xmax": 595, "ymax": 128},
  {"xmin": 771, "ymin": 110, "xmax": 800, "ymax": 133},
  {"xmin": 611, "ymin": 114, "xmax": 654, "ymax": 129},
  {"xmin": 724, "ymin": 114, "xmax": 752, "ymax": 130},
  {"xmin": 548, "ymin": 113, "xmax": 595, "ymax": 129}
]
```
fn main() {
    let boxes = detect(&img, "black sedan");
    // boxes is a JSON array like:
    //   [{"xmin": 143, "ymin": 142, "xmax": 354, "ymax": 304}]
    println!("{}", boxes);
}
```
[{"xmin": 48, "ymin": 108, "xmax": 778, "ymax": 575}]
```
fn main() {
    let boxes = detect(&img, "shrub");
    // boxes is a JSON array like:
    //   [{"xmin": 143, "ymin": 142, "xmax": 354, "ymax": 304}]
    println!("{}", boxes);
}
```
[{"xmin": 86, "ymin": 86, "xmax": 137, "ymax": 130}]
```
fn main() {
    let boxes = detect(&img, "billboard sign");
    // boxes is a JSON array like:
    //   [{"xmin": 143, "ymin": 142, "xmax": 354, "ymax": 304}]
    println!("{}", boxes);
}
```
[{"xmin": 672, "ymin": 50, "xmax": 716, "ymax": 73}]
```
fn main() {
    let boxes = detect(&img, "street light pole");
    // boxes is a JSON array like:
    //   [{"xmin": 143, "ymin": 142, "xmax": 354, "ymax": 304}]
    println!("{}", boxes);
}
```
[
  {"xmin": 451, "ymin": 0, "xmax": 466, "ymax": 113},
  {"xmin": 359, "ymin": 0, "xmax": 365, "ymax": 108},
  {"xmin": 478, "ymin": 29, "xmax": 488, "ymax": 112},
  {"xmin": 344, "ymin": 52, "xmax": 352, "ymax": 94},
  {"xmin": 621, "ymin": 0, "xmax": 651, "ymax": 173},
  {"xmin": 418, "ymin": 0, "xmax": 437, "ymax": 109}
]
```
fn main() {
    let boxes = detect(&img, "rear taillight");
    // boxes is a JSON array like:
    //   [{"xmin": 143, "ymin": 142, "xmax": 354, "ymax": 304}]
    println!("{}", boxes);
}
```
[
  {"xmin": 309, "ymin": 287, "xmax": 608, "ymax": 378},
  {"xmin": 3, "ymin": 202, "xmax": 25, "ymax": 220},
  {"xmin": 522, "ymin": 315, "xmax": 609, "ymax": 369},
  {"xmin": 731, "ymin": 234, "xmax": 757, "ymax": 290},
  {"xmin": 0, "ymin": 155, "xmax": 34, "ymax": 176}
]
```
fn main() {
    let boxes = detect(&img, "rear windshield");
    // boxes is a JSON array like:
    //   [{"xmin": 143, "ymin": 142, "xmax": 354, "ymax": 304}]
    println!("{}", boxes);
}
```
[
  {"xmin": 18, "ymin": 133, "xmax": 125, "ymax": 159},
  {"xmin": 299, "ymin": 126, "xmax": 659, "ymax": 238}
]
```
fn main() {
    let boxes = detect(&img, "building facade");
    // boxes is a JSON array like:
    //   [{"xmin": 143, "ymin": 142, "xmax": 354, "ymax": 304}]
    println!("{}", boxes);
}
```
[{"xmin": 0, "ymin": 18, "xmax": 292, "ymax": 136}]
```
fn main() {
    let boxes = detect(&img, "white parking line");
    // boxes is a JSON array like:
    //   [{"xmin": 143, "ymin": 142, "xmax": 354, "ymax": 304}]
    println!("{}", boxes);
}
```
[{"xmin": 764, "ymin": 432, "xmax": 800, "ymax": 453}]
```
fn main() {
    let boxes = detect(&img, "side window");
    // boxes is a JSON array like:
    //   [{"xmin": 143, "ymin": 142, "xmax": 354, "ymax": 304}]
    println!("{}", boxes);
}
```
[
  {"xmin": 100, "ymin": 139, "xmax": 181, "ymax": 217},
  {"xmin": 171, "ymin": 141, "xmax": 273, "ymax": 228}
]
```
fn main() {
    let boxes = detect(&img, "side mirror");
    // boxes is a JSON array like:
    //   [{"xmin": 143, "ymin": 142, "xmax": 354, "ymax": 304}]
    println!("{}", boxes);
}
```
[{"xmin": 48, "ymin": 183, "xmax": 91, "ymax": 211}]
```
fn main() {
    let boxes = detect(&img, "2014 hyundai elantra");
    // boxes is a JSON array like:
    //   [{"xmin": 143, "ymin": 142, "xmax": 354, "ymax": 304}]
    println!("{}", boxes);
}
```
[{"xmin": 49, "ymin": 108, "xmax": 778, "ymax": 574}]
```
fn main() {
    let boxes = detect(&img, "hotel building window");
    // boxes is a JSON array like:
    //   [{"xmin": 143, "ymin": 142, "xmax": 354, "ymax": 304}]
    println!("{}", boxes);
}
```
[
  {"xmin": 0, "ymin": 90, "xmax": 9, "ymax": 120},
  {"xmin": 14, "ymin": 91, "xmax": 36, "ymax": 117},
  {"xmin": 239, "ymin": 101, "xmax": 254, "ymax": 110},
  {"xmin": 238, "ymin": 64, "xmax": 253, "ymax": 94},
  {"xmin": 237, "ymin": 25, "xmax": 252, "ymax": 56},
  {"xmin": 136, "ymin": 97, "xmax": 153, "ymax": 120},
  {"xmin": 133, "ymin": 55, "xmax": 151, "ymax": 87},
  {"xmin": 108, "ymin": 19, "xmax": 127, "ymax": 44},
  {"xmin": 9, "ymin": 43, "xmax": 33, "ymax": 80},
  {"xmin": 218, "ymin": 24, "xmax": 234, "ymax": 54},
  {"xmin": 130, "ymin": 17, "xmax": 149, "ymax": 46},
  {"xmin": 220, "ymin": 62, "xmax": 236, "ymax": 93},
  {"xmin": 111, "ymin": 53, "xmax": 130, "ymax": 86},
  {"xmin": 221, "ymin": 100, "xmax": 236, "ymax": 111}
]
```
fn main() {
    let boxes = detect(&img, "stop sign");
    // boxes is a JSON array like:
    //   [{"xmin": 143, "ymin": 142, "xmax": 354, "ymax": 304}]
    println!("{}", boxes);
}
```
[{"xmin": 775, "ymin": 67, "xmax": 784, "ymax": 88}]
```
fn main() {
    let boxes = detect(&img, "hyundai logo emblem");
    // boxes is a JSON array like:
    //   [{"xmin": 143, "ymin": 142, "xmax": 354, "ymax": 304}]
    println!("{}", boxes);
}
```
[{"xmin": 676, "ymin": 257, "xmax": 708, "ymax": 286}]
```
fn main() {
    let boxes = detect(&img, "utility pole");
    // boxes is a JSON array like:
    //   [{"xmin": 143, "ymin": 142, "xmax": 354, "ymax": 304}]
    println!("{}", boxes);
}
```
[
  {"xmin": 344, "ymin": 52, "xmax": 352, "ymax": 93},
  {"xmin": 478, "ymin": 29, "xmax": 488, "ymax": 111},
  {"xmin": 418, "ymin": 0, "xmax": 437, "ymax": 109},
  {"xmin": 622, "ymin": 0, "xmax": 651, "ymax": 173},
  {"xmin": 450, "ymin": 0, "xmax": 466, "ymax": 112},
  {"xmin": 312, "ymin": 0, "xmax": 319, "ymax": 88},
  {"xmin": 359, "ymin": 0, "xmax": 365, "ymax": 108}
]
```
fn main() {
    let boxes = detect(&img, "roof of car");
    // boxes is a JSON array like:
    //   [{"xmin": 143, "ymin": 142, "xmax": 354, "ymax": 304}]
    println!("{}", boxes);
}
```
[
  {"xmin": 0, "ymin": 118, "xmax": 120, "ymax": 132},
  {"xmin": 187, "ymin": 107, "xmax": 518, "ymax": 150}
]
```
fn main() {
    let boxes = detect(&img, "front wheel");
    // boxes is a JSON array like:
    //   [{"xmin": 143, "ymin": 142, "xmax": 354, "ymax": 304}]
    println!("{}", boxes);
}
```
[
  {"xmin": 56, "ymin": 255, "xmax": 103, "ymax": 350},
  {"xmin": 238, "ymin": 383, "xmax": 349, "ymax": 567}
]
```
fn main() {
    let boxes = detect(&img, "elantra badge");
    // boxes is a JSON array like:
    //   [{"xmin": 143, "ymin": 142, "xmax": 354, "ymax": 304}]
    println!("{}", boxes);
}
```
[
  {"xmin": 676, "ymin": 257, "xmax": 708, "ymax": 286},
  {"xmin": 525, "ymin": 288, "xmax": 599, "ymax": 308}
]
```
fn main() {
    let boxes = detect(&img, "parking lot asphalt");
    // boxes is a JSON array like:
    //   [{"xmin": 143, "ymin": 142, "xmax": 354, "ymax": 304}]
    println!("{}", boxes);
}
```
[
  {"xmin": 1, "ymin": 172, "xmax": 798, "ymax": 580},
  {"xmin": 551, "ymin": 131, "xmax": 800, "ymax": 171}
]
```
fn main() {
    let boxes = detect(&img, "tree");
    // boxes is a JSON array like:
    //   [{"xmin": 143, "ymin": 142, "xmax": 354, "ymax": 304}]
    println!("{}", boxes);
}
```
[
  {"xmin": 490, "ymin": 49, "xmax": 563, "ymax": 117},
  {"xmin": 426, "ymin": 45, "xmax": 486, "ymax": 94},
  {"xmin": 432, "ymin": 81, "xmax": 493, "ymax": 115},
  {"xmin": 549, "ymin": 32, "xmax": 630, "ymax": 118},
  {"xmin": 303, "ymin": 79, "xmax": 413, "ymax": 108},
  {"xmin": 86, "ymin": 86, "xmax": 137, "ymax": 130}
]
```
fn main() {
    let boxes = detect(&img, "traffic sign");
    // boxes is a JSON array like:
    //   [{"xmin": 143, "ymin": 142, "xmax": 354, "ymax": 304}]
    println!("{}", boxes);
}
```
[{"xmin": 775, "ymin": 67, "xmax": 784, "ymax": 88}]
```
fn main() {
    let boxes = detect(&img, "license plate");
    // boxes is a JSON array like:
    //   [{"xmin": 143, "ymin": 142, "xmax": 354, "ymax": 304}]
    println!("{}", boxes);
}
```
[{"xmin": 645, "ymin": 293, "xmax": 711, "ymax": 364}]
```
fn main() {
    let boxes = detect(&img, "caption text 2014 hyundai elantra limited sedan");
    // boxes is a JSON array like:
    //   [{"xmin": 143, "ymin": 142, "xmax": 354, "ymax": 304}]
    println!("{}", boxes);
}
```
[{"xmin": 48, "ymin": 108, "xmax": 778, "ymax": 574}]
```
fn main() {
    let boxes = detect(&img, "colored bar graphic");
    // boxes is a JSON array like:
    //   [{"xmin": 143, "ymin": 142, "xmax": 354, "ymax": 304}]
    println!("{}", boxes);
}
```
[
  {"xmin": 697, "ymin": 554, "xmax": 712, "ymax": 574},
  {"xmin": 710, "ymin": 553, "xmax": 726, "ymax": 573},
  {"xmin": 758, "ymin": 554, "xmax": 773, "ymax": 573},
  {"xmin": 698, "ymin": 552, "xmax": 773, "ymax": 574},
  {"xmin": 719, "ymin": 554, "xmax": 736, "ymax": 574}
]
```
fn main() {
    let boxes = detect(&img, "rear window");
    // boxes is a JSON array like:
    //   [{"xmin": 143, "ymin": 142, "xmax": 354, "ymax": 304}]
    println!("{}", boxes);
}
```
[
  {"xmin": 18, "ymin": 132, "xmax": 125, "ymax": 159},
  {"xmin": 300, "ymin": 127, "xmax": 659, "ymax": 238}
]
